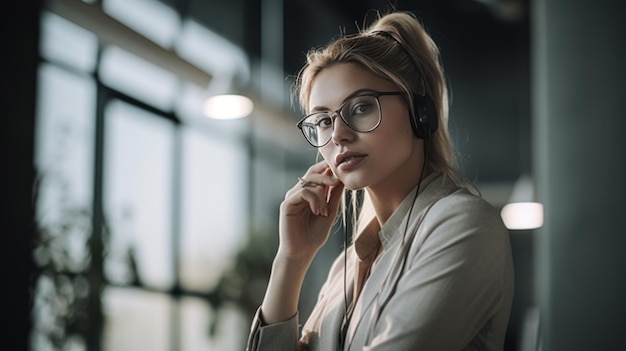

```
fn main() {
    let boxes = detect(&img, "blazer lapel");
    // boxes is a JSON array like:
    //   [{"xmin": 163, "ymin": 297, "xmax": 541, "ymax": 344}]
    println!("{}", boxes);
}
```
[{"xmin": 343, "ymin": 172, "xmax": 459, "ymax": 346}]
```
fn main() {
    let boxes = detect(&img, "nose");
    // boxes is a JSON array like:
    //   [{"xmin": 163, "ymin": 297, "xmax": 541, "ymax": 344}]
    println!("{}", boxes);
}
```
[{"xmin": 330, "ymin": 113, "xmax": 355, "ymax": 145}]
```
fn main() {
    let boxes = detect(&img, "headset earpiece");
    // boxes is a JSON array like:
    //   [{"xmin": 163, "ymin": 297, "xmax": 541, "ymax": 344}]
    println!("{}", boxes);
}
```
[
  {"xmin": 411, "ymin": 94, "xmax": 438, "ymax": 139},
  {"xmin": 370, "ymin": 31, "xmax": 439, "ymax": 139}
]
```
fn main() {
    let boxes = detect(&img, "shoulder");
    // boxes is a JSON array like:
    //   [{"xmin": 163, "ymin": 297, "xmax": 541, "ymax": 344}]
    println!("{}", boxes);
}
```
[
  {"xmin": 429, "ymin": 187, "xmax": 506, "ymax": 235},
  {"xmin": 414, "ymin": 187, "xmax": 511, "ymax": 267}
]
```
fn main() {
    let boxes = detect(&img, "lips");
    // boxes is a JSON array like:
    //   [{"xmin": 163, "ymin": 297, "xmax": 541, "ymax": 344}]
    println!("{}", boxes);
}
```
[{"xmin": 335, "ymin": 151, "xmax": 367, "ymax": 171}]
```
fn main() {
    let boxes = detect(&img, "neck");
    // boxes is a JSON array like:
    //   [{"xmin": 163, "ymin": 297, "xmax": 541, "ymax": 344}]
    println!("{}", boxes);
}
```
[
  {"xmin": 367, "ymin": 163, "xmax": 426, "ymax": 226},
  {"xmin": 362, "ymin": 137, "xmax": 428, "ymax": 227}
]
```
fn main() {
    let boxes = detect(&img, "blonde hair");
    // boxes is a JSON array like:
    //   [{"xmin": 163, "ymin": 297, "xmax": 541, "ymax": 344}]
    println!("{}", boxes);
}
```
[{"xmin": 293, "ymin": 11, "xmax": 460, "ymax": 182}]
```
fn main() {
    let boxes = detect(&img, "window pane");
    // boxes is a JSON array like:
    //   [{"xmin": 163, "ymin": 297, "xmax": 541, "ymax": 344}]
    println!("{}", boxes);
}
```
[
  {"xmin": 180, "ymin": 128, "xmax": 247, "ymax": 291},
  {"xmin": 34, "ymin": 63, "xmax": 96, "ymax": 265},
  {"xmin": 104, "ymin": 100, "xmax": 175, "ymax": 289},
  {"xmin": 251, "ymin": 150, "xmax": 285, "ymax": 230},
  {"xmin": 180, "ymin": 297, "xmax": 247, "ymax": 351},
  {"xmin": 176, "ymin": 19, "xmax": 249, "ymax": 83},
  {"xmin": 39, "ymin": 11, "xmax": 98, "ymax": 72},
  {"xmin": 102, "ymin": 287, "xmax": 171, "ymax": 351},
  {"xmin": 32, "ymin": 63, "xmax": 96, "ymax": 351},
  {"xmin": 103, "ymin": 0, "xmax": 179, "ymax": 48},
  {"xmin": 99, "ymin": 46, "xmax": 178, "ymax": 111}
]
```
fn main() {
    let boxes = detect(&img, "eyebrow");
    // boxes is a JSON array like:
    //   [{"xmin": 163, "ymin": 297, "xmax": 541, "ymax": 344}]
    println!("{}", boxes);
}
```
[{"xmin": 309, "ymin": 88, "xmax": 378, "ymax": 113}]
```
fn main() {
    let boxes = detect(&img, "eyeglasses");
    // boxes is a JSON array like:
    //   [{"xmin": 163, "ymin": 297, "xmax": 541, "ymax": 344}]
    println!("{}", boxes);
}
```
[{"xmin": 296, "ymin": 91, "xmax": 404, "ymax": 147}]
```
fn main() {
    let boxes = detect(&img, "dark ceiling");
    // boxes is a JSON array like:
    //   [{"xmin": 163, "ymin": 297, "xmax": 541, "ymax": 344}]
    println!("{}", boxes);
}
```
[{"xmin": 169, "ymin": 0, "xmax": 532, "ymax": 185}]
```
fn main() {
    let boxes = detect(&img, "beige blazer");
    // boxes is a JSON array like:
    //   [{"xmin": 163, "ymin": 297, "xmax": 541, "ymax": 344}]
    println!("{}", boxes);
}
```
[{"xmin": 247, "ymin": 172, "xmax": 514, "ymax": 351}]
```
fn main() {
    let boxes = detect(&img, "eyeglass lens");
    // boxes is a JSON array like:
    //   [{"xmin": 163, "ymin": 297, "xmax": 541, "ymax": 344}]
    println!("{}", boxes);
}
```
[{"xmin": 300, "ymin": 95, "xmax": 381, "ymax": 147}]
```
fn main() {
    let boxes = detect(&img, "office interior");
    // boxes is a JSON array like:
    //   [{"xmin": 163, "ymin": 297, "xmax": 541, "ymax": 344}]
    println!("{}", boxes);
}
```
[{"xmin": 4, "ymin": 0, "xmax": 625, "ymax": 350}]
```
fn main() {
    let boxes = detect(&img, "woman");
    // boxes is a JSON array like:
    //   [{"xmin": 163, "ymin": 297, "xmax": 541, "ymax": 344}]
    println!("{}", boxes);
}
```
[{"xmin": 246, "ymin": 10, "xmax": 514, "ymax": 351}]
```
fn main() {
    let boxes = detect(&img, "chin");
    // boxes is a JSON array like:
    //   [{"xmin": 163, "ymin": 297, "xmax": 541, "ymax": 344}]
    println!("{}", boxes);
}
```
[
  {"xmin": 344, "ymin": 184, "xmax": 364, "ymax": 191},
  {"xmin": 340, "ymin": 176, "xmax": 368, "ymax": 191}
]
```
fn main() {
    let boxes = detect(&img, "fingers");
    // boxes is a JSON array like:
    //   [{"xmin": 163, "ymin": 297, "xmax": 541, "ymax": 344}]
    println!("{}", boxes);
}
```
[
  {"xmin": 288, "ymin": 162, "xmax": 336, "ymax": 192},
  {"xmin": 299, "ymin": 189, "xmax": 328, "ymax": 216},
  {"xmin": 308, "ymin": 159, "xmax": 334, "ymax": 174},
  {"xmin": 297, "ymin": 177, "xmax": 313, "ymax": 188},
  {"xmin": 298, "ymin": 170, "xmax": 338, "ymax": 188},
  {"xmin": 285, "ymin": 161, "xmax": 342, "ymax": 217}
]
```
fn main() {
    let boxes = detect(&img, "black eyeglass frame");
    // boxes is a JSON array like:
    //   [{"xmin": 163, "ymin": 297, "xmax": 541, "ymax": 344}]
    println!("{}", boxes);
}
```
[{"xmin": 296, "ymin": 91, "xmax": 405, "ymax": 148}]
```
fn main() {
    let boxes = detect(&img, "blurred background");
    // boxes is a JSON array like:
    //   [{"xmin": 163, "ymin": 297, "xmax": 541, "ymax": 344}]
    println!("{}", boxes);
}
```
[{"xmin": 4, "ymin": 0, "xmax": 624, "ymax": 350}]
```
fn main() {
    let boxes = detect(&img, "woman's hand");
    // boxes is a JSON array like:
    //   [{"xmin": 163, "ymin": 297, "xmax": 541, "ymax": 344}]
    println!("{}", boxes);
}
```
[
  {"xmin": 259, "ymin": 161, "xmax": 343, "ymax": 325},
  {"xmin": 277, "ymin": 160, "xmax": 344, "ymax": 262}
]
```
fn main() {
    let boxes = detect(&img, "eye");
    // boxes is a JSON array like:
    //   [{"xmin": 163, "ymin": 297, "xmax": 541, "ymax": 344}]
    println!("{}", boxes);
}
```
[
  {"xmin": 352, "ymin": 102, "xmax": 374, "ymax": 115},
  {"xmin": 314, "ymin": 114, "xmax": 333, "ymax": 128},
  {"xmin": 347, "ymin": 96, "xmax": 376, "ymax": 117}
]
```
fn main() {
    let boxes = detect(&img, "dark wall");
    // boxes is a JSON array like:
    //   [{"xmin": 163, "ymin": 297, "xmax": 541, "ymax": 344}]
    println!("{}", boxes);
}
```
[
  {"xmin": 533, "ymin": 0, "xmax": 626, "ymax": 349},
  {"xmin": 1, "ymin": 1, "xmax": 41, "ymax": 349}
]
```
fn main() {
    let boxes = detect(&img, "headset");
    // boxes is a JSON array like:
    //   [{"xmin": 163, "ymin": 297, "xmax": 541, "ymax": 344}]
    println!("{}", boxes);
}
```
[
  {"xmin": 371, "ymin": 30, "xmax": 439, "ymax": 140},
  {"xmin": 411, "ymin": 93, "xmax": 438, "ymax": 139}
]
